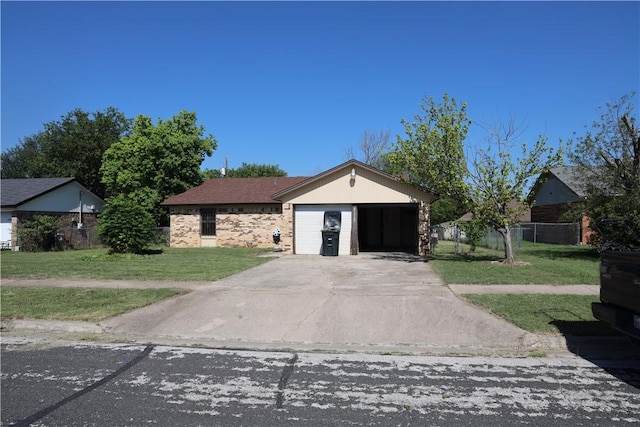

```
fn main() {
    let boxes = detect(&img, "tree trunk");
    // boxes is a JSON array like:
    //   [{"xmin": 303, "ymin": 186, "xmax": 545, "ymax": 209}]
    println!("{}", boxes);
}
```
[{"xmin": 501, "ymin": 225, "xmax": 515, "ymax": 263}]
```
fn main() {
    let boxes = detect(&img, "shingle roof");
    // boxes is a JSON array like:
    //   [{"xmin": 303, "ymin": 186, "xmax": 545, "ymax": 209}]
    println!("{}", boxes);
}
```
[
  {"xmin": 161, "ymin": 176, "xmax": 310, "ymax": 206},
  {"xmin": 1, "ymin": 177, "xmax": 76, "ymax": 207},
  {"xmin": 548, "ymin": 166, "xmax": 587, "ymax": 197}
]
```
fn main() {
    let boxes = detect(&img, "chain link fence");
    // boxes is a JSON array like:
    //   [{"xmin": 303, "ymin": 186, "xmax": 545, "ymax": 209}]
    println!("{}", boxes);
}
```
[
  {"xmin": 436, "ymin": 222, "xmax": 582, "ymax": 251},
  {"xmin": 520, "ymin": 222, "xmax": 581, "ymax": 245}
]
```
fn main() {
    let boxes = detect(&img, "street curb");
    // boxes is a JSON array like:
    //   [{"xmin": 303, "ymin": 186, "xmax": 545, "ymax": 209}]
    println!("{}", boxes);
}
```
[
  {"xmin": 1, "ymin": 319, "xmax": 105, "ymax": 334},
  {"xmin": 3, "ymin": 319, "xmax": 637, "ymax": 359}
]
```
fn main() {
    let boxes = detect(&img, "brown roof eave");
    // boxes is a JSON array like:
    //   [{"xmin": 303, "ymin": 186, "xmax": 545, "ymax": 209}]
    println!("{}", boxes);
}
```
[{"xmin": 162, "ymin": 201, "xmax": 283, "ymax": 207}]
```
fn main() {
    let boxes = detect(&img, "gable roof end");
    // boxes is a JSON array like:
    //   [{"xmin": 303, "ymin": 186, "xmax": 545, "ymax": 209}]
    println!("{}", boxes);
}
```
[
  {"xmin": 548, "ymin": 166, "xmax": 587, "ymax": 197},
  {"xmin": 1, "ymin": 177, "xmax": 76, "ymax": 207},
  {"xmin": 529, "ymin": 166, "xmax": 588, "ymax": 201},
  {"xmin": 271, "ymin": 159, "xmax": 438, "ymax": 200}
]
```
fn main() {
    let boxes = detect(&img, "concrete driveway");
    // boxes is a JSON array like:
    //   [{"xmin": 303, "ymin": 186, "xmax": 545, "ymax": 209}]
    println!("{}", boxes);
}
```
[{"xmin": 101, "ymin": 253, "xmax": 533, "ymax": 354}]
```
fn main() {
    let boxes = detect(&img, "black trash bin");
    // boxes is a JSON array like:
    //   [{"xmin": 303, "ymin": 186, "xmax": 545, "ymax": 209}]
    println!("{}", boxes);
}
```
[
  {"xmin": 321, "ymin": 229, "xmax": 340, "ymax": 256},
  {"xmin": 321, "ymin": 211, "xmax": 341, "ymax": 256}
]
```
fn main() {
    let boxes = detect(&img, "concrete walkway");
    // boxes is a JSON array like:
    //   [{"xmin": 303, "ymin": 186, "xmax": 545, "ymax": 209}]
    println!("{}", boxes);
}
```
[{"xmin": 0, "ymin": 254, "xmax": 606, "ymax": 355}]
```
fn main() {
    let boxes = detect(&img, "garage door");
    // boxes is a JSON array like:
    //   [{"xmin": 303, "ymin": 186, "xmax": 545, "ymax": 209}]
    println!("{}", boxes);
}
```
[
  {"xmin": 1, "ymin": 212, "xmax": 12, "ymax": 243},
  {"xmin": 294, "ymin": 205, "xmax": 352, "ymax": 255}
]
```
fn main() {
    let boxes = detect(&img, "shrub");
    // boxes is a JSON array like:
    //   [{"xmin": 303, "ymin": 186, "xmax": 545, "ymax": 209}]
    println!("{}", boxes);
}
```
[
  {"xmin": 459, "ymin": 218, "xmax": 487, "ymax": 252},
  {"xmin": 17, "ymin": 215, "xmax": 60, "ymax": 252},
  {"xmin": 98, "ymin": 194, "xmax": 156, "ymax": 253}
]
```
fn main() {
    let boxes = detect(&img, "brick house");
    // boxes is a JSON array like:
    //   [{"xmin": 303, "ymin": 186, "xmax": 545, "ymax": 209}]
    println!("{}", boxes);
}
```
[
  {"xmin": 0, "ymin": 178, "xmax": 105, "ymax": 250},
  {"xmin": 529, "ymin": 166, "xmax": 591, "ymax": 244},
  {"xmin": 162, "ymin": 160, "xmax": 438, "ymax": 255}
]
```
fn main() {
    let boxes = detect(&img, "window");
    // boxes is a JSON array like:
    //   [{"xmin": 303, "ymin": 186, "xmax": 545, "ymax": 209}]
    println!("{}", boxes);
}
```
[{"xmin": 201, "ymin": 209, "xmax": 216, "ymax": 236}]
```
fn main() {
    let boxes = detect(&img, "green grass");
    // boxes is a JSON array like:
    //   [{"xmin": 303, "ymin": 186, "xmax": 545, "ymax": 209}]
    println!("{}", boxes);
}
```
[
  {"xmin": 463, "ymin": 294, "xmax": 619, "ymax": 336},
  {"xmin": 0, "ymin": 247, "xmax": 273, "ymax": 281},
  {"xmin": 429, "ymin": 240, "xmax": 599, "ymax": 285},
  {"xmin": 1, "ymin": 286, "xmax": 185, "ymax": 322}
]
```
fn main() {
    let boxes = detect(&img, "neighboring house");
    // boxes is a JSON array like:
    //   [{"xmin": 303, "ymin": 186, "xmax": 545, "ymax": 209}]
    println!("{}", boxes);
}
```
[
  {"xmin": 162, "ymin": 160, "xmax": 438, "ymax": 256},
  {"xmin": 529, "ymin": 166, "xmax": 590, "ymax": 244},
  {"xmin": 0, "ymin": 178, "xmax": 105, "ymax": 250}
]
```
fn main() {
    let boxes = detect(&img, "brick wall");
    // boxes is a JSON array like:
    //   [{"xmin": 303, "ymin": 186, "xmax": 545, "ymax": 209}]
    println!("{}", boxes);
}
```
[
  {"xmin": 168, "ymin": 208, "xmax": 201, "ymax": 247},
  {"xmin": 531, "ymin": 204, "xmax": 572, "ymax": 223},
  {"xmin": 216, "ymin": 212, "xmax": 290, "ymax": 250},
  {"xmin": 168, "ymin": 204, "xmax": 294, "ymax": 252}
]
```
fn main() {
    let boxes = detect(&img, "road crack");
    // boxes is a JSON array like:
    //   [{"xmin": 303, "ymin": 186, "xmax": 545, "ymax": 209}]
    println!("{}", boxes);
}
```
[
  {"xmin": 12, "ymin": 345, "xmax": 154, "ymax": 427},
  {"xmin": 275, "ymin": 353, "xmax": 299, "ymax": 409}
]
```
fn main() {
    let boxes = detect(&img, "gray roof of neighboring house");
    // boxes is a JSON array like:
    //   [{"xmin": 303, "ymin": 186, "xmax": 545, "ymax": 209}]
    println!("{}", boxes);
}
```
[
  {"xmin": 0, "ymin": 177, "xmax": 76, "ymax": 207},
  {"xmin": 547, "ymin": 166, "xmax": 587, "ymax": 197}
]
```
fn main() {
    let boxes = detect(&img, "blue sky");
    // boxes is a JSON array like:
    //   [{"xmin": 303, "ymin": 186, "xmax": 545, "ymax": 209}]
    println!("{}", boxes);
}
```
[{"xmin": 2, "ymin": 1, "xmax": 638, "ymax": 177}]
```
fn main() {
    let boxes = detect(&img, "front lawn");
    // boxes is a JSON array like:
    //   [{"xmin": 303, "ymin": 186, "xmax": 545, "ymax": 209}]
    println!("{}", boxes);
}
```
[
  {"xmin": 463, "ymin": 294, "xmax": 620, "ymax": 336},
  {"xmin": 429, "ymin": 241, "xmax": 599, "ymax": 285},
  {"xmin": 1, "ymin": 286, "xmax": 185, "ymax": 322},
  {"xmin": 0, "ymin": 247, "xmax": 273, "ymax": 281}
]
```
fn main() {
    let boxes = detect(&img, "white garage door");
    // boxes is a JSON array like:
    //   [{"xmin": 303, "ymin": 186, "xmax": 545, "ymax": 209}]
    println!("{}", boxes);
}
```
[
  {"xmin": 1, "ymin": 212, "xmax": 12, "ymax": 243},
  {"xmin": 294, "ymin": 205, "xmax": 352, "ymax": 255}
]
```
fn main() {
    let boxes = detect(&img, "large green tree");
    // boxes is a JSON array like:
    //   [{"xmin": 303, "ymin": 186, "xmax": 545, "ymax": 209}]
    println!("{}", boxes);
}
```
[
  {"xmin": 469, "ymin": 120, "xmax": 564, "ymax": 263},
  {"xmin": 569, "ymin": 93, "xmax": 640, "ymax": 248},
  {"xmin": 0, "ymin": 133, "xmax": 48, "ymax": 180},
  {"xmin": 101, "ymin": 110, "xmax": 217, "ymax": 224},
  {"xmin": 385, "ymin": 93, "xmax": 471, "ymax": 200},
  {"xmin": 1, "ymin": 107, "xmax": 130, "ymax": 198}
]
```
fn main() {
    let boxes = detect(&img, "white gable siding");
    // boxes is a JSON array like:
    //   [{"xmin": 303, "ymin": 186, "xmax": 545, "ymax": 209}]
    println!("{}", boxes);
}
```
[
  {"xmin": 281, "ymin": 166, "xmax": 433, "ymax": 205},
  {"xmin": 18, "ymin": 182, "xmax": 104, "ymax": 213},
  {"xmin": 532, "ymin": 177, "xmax": 580, "ymax": 206}
]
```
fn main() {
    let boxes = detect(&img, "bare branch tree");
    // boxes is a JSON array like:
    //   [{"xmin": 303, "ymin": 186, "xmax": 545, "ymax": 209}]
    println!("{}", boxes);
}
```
[{"xmin": 346, "ymin": 129, "xmax": 391, "ymax": 169}]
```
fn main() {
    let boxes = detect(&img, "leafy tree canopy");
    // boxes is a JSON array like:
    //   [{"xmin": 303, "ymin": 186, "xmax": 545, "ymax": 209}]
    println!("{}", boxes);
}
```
[
  {"xmin": 202, "ymin": 162, "xmax": 287, "ymax": 179},
  {"xmin": 101, "ymin": 110, "xmax": 217, "ymax": 224},
  {"xmin": 226, "ymin": 162, "xmax": 287, "ymax": 178},
  {"xmin": 384, "ymin": 93, "xmax": 471, "ymax": 201},
  {"xmin": 1, "ymin": 107, "xmax": 130, "ymax": 199},
  {"xmin": 430, "ymin": 196, "xmax": 468, "ymax": 226},
  {"xmin": 569, "ymin": 93, "xmax": 640, "ymax": 248},
  {"xmin": 469, "ymin": 120, "xmax": 564, "ymax": 263}
]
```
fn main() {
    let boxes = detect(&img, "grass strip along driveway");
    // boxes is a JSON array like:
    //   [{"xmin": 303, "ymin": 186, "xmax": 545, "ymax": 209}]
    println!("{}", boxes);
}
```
[
  {"xmin": 1, "ymin": 286, "xmax": 185, "ymax": 322},
  {"xmin": 0, "ymin": 247, "xmax": 272, "ymax": 281},
  {"xmin": 1, "ymin": 247, "xmax": 273, "ymax": 322},
  {"xmin": 429, "ymin": 240, "xmax": 599, "ymax": 285},
  {"xmin": 463, "ymin": 294, "xmax": 619, "ymax": 337},
  {"xmin": 429, "ymin": 241, "xmax": 618, "ymax": 337}
]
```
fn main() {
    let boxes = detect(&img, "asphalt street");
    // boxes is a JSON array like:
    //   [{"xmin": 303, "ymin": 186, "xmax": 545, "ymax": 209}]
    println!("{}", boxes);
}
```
[{"xmin": 2, "ymin": 337, "xmax": 639, "ymax": 426}]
